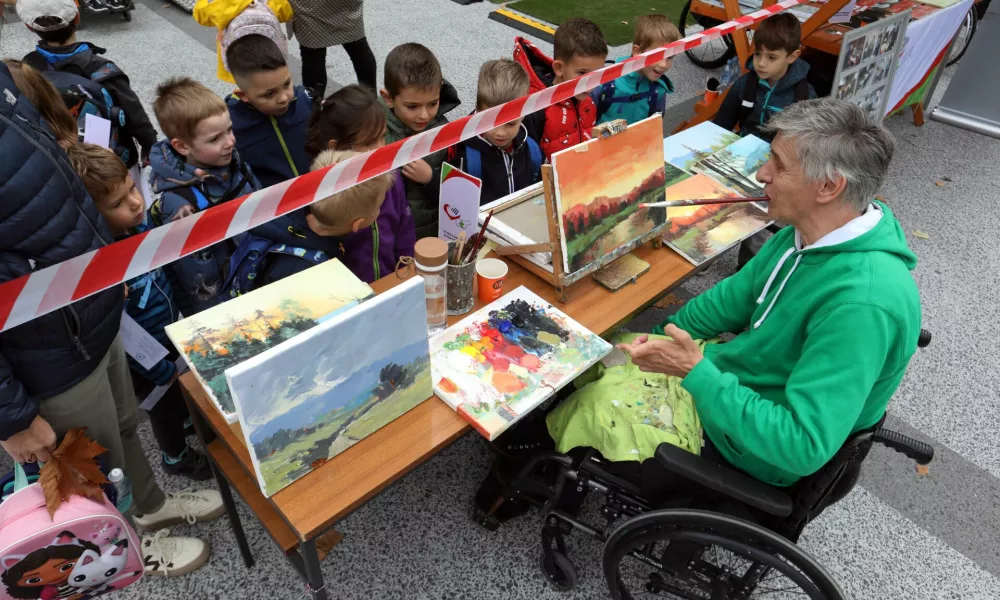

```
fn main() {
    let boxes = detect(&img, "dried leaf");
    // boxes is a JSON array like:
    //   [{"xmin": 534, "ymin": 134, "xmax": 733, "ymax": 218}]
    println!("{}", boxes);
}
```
[
  {"xmin": 875, "ymin": 194, "xmax": 886, "ymax": 202},
  {"xmin": 654, "ymin": 293, "xmax": 686, "ymax": 309},
  {"xmin": 934, "ymin": 180, "xmax": 945, "ymax": 187},
  {"xmin": 40, "ymin": 429, "xmax": 109, "ymax": 517},
  {"xmin": 912, "ymin": 230, "xmax": 930, "ymax": 240},
  {"xmin": 915, "ymin": 464, "xmax": 930, "ymax": 476},
  {"xmin": 40, "ymin": 463, "xmax": 63, "ymax": 518}
]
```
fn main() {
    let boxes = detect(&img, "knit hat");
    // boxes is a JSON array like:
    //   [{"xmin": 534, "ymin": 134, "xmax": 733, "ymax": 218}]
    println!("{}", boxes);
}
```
[
  {"xmin": 16, "ymin": 0, "xmax": 79, "ymax": 32},
  {"xmin": 220, "ymin": 0, "xmax": 288, "ymax": 73}
]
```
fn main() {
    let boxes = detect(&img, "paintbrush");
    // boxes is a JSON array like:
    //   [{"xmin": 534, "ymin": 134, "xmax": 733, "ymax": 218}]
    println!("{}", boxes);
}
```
[
  {"xmin": 452, "ymin": 231, "xmax": 467, "ymax": 265},
  {"xmin": 463, "ymin": 211, "xmax": 493, "ymax": 264},
  {"xmin": 639, "ymin": 197, "xmax": 769, "ymax": 209}
]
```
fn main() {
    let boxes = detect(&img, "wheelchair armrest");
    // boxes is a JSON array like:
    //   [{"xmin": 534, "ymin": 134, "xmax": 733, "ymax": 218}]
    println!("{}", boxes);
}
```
[
  {"xmin": 872, "ymin": 429, "xmax": 934, "ymax": 465},
  {"xmin": 654, "ymin": 443, "xmax": 793, "ymax": 517}
]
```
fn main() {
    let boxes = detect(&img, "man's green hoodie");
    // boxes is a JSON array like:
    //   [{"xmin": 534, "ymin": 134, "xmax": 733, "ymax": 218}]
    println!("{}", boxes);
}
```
[
  {"xmin": 656, "ymin": 201, "xmax": 921, "ymax": 486},
  {"xmin": 379, "ymin": 80, "xmax": 462, "ymax": 240}
]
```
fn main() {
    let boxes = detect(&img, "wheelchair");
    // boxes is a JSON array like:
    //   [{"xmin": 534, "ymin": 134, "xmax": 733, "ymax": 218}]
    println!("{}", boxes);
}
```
[{"xmin": 498, "ymin": 330, "xmax": 935, "ymax": 599}]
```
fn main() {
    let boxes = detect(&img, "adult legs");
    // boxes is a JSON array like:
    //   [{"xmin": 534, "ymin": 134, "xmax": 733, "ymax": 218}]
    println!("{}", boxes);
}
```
[
  {"xmin": 300, "ymin": 45, "xmax": 329, "ymax": 99},
  {"xmin": 342, "ymin": 37, "xmax": 377, "ymax": 91}
]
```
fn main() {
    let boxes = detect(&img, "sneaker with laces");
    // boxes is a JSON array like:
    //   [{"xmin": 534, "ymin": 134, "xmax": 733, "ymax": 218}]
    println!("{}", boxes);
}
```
[
  {"xmin": 162, "ymin": 447, "xmax": 213, "ymax": 481},
  {"xmin": 142, "ymin": 529, "xmax": 210, "ymax": 577},
  {"xmin": 132, "ymin": 489, "xmax": 225, "ymax": 533}
]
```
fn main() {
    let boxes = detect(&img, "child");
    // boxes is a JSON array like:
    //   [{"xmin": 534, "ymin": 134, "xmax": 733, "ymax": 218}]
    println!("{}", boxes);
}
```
[
  {"xmin": 17, "ymin": 0, "xmax": 159, "ymax": 164},
  {"xmin": 593, "ymin": 14, "xmax": 679, "ymax": 126},
  {"xmin": 713, "ymin": 12, "xmax": 817, "ymax": 140},
  {"xmin": 67, "ymin": 143, "xmax": 212, "ymax": 482},
  {"xmin": 223, "ymin": 6, "xmax": 313, "ymax": 188},
  {"xmin": 446, "ymin": 59, "xmax": 542, "ymax": 205},
  {"xmin": 306, "ymin": 85, "xmax": 415, "ymax": 283},
  {"xmin": 514, "ymin": 18, "xmax": 608, "ymax": 160},
  {"xmin": 148, "ymin": 76, "xmax": 261, "ymax": 314},
  {"xmin": 378, "ymin": 43, "xmax": 461, "ymax": 240},
  {"xmin": 228, "ymin": 149, "xmax": 397, "ymax": 291}
]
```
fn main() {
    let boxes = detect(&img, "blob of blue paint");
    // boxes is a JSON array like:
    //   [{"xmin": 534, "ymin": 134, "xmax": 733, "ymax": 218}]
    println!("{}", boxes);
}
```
[{"xmin": 498, "ymin": 320, "xmax": 513, "ymax": 334}]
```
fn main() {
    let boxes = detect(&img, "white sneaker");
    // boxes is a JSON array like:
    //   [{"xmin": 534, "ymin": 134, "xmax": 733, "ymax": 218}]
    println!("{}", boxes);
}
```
[
  {"xmin": 133, "ymin": 488, "xmax": 225, "ymax": 532},
  {"xmin": 141, "ymin": 529, "xmax": 210, "ymax": 577}
]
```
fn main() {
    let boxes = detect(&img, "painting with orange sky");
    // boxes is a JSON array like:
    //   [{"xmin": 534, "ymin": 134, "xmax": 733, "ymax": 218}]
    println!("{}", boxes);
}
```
[
  {"xmin": 661, "ymin": 174, "xmax": 771, "ymax": 265},
  {"xmin": 552, "ymin": 115, "xmax": 667, "ymax": 273},
  {"xmin": 165, "ymin": 259, "xmax": 374, "ymax": 422}
]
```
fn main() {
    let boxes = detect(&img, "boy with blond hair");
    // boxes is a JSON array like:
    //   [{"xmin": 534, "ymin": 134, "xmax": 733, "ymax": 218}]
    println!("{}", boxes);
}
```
[
  {"xmin": 447, "ymin": 59, "xmax": 542, "ymax": 204},
  {"xmin": 228, "ymin": 150, "xmax": 403, "ymax": 291},
  {"xmin": 148, "ymin": 76, "xmax": 261, "ymax": 313},
  {"xmin": 593, "ymin": 14, "xmax": 680, "ymax": 125}
]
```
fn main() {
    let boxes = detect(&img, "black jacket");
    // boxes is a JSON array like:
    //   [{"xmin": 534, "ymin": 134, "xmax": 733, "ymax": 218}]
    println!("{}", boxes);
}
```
[
  {"xmin": 447, "ymin": 125, "xmax": 542, "ymax": 205},
  {"xmin": 0, "ymin": 62, "xmax": 124, "ymax": 440}
]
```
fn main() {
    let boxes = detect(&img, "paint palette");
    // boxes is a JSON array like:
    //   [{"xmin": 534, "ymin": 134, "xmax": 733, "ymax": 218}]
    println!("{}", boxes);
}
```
[{"xmin": 430, "ymin": 287, "xmax": 612, "ymax": 440}]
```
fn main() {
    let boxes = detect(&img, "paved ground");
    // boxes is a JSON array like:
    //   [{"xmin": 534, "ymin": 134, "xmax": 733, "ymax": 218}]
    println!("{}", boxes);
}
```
[{"xmin": 1, "ymin": 1, "xmax": 999, "ymax": 599}]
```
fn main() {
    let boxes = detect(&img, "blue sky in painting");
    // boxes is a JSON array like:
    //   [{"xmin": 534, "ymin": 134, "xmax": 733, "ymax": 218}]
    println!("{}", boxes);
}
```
[{"xmin": 662, "ymin": 121, "xmax": 740, "ymax": 171}]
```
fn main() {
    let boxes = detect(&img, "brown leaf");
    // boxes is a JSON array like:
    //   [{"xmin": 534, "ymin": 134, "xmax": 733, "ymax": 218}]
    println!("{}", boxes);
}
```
[
  {"xmin": 41, "ymin": 429, "xmax": 109, "ymax": 517},
  {"xmin": 912, "ymin": 230, "xmax": 930, "ymax": 240},
  {"xmin": 915, "ymin": 464, "xmax": 930, "ymax": 476},
  {"xmin": 934, "ymin": 180, "xmax": 945, "ymax": 187},
  {"xmin": 40, "ymin": 463, "xmax": 63, "ymax": 518},
  {"xmin": 654, "ymin": 293, "xmax": 685, "ymax": 309}
]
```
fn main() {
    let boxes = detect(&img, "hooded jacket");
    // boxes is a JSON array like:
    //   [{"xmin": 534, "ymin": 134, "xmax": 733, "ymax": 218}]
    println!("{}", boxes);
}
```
[
  {"xmin": 340, "ymin": 174, "xmax": 415, "ymax": 283},
  {"xmin": 713, "ymin": 57, "xmax": 817, "ymax": 141},
  {"xmin": 248, "ymin": 209, "xmax": 342, "ymax": 286},
  {"xmin": 593, "ymin": 55, "xmax": 675, "ymax": 126},
  {"xmin": 657, "ymin": 201, "xmax": 921, "ymax": 487},
  {"xmin": 379, "ymin": 80, "xmax": 461, "ymax": 240},
  {"xmin": 227, "ymin": 85, "xmax": 313, "ymax": 189},
  {"xmin": 148, "ymin": 140, "xmax": 260, "ymax": 315},
  {"xmin": 23, "ymin": 42, "xmax": 159, "ymax": 162},
  {"xmin": 447, "ymin": 125, "xmax": 542, "ymax": 205}
]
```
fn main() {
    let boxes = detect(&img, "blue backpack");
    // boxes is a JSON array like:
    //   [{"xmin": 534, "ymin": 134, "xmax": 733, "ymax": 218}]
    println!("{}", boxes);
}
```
[
  {"xmin": 41, "ymin": 67, "xmax": 131, "ymax": 164},
  {"xmin": 223, "ymin": 234, "xmax": 328, "ymax": 298},
  {"xmin": 464, "ymin": 136, "xmax": 543, "ymax": 182},
  {"xmin": 593, "ymin": 77, "xmax": 675, "ymax": 123}
]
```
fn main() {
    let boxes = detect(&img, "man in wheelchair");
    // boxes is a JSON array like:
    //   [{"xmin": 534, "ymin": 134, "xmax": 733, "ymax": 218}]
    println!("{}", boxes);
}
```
[{"xmin": 475, "ymin": 99, "xmax": 930, "ymax": 597}]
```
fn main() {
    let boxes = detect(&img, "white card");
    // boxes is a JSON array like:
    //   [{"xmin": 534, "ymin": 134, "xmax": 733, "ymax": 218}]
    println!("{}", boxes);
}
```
[
  {"xmin": 831, "ymin": 0, "xmax": 858, "ymax": 23},
  {"xmin": 120, "ymin": 311, "xmax": 169, "ymax": 371},
  {"xmin": 138, "ymin": 357, "xmax": 189, "ymax": 411},
  {"xmin": 438, "ymin": 162, "xmax": 482, "ymax": 241},
  {"xmin": 83, "ymin": 114, "xmax": 112, "ymax": 149}
]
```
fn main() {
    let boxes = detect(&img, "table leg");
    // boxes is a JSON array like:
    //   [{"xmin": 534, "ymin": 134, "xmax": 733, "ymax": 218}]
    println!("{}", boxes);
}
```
[{"xmin": 301, "ymin": 538, "xmax": 329, "ymax": 600}]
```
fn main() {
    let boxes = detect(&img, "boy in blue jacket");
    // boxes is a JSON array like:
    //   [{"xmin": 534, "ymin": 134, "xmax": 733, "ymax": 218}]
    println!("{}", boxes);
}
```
[
  {"xmin": 148, "ymin": 77, "xmax": 261, "ymax": 315},
  {"xmin": 593, "ymin": 14, "xmax": 679, "ymax": 126},
  {"xmin": 69, "ymin": 143, "xmax": 211, "ymax": 481},
  {"xmin": 712, "ymin": 13, "xmax": 817, "ymax": 141},
  {"xmin": 223, "ymin": 21, "xmax": 312, "ymax": 188}
]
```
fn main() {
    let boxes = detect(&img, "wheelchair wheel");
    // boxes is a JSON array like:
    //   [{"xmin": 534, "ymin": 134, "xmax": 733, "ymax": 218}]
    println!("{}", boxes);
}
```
[
  {"xmin": 540, "ymin": 550, "xmax": 578, "ymax": 592},
  {"xmin": 603, "ymin": 509, "xmax": 845, "ymax": 600},
  {"xmin": 679, "ymin": 0, "xmax": 736, "ymax": 70}
]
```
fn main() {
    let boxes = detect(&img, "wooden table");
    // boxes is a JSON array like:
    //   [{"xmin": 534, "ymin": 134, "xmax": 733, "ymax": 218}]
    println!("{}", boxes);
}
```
[{"xmin": 181, "ymin": 242, "xmax": 696, "ymax": 599}]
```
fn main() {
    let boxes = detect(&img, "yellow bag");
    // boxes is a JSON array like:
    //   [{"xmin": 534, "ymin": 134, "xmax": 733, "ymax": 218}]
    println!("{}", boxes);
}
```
[{"xmin": 192, "ymin": 0, "xmax": 294, "ymax": 84}]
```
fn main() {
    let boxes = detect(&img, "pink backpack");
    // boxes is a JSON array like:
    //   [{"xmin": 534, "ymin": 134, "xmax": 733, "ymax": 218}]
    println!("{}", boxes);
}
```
[{"xmin": 0, "ymin": 464, "xmax": 142, "ymax": 600}]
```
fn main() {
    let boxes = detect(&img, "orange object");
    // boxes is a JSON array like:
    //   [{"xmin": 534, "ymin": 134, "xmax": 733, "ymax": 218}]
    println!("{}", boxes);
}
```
[
  {"xmin": 704, "ymin": 89, "xmax": 719, "ymax": 103},
  {"xmin": 438, "ymin": 378, "xmax": 459, "ymax": 394},
  {"xmin": 492, "ymin": 371, "xmax": 525, "ymax": 393},
  {"xmin": 476, "ymin": 258, "xmax": 508, "ymax": 302}
]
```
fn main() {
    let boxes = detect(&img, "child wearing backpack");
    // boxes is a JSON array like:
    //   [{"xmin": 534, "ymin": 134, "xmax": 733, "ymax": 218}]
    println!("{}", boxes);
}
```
[
  {"xmin": 712, "ymin": 13, "xmax": 817, "ymax": 141},
  {"xmin": 593, "ymin": 14, "xmax": 679, "ymax": 126},
  {"xmin": 17, "ymin": 0, "xmax": 159, "ymax": 166},
  {"xmin": 148, "ymin": 77, "xmax": 261, "ymax": 314},
  {"xmin": 446, "ymin": 59, "xmax": 541, "ymax": 205}
]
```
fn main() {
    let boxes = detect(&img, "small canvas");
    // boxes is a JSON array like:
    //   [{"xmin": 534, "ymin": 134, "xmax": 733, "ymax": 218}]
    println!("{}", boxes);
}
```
[
  {"xmin": 661, "ymin": 174, "xmax": 771, "ymax": 265},
  {"xmin": 662, "ymin": 121, "xmax": 740, "ymax": 173},
  {"xmin": 227, "ymin": 277, "xmax": 431, "ymax": 497},
  {"xmin": 431, "ymin": 286, "xmax": 612, "ymax": 441},
  {"xmin": 690, "ymin": 135, "xmax": 770, "ymax": 198},
  {"xmin": 165, "ymin": 259, "xmax": 374, "ymax": 423}
]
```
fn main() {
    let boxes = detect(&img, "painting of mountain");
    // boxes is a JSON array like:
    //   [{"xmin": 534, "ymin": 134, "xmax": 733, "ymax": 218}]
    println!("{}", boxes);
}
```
[
  {"xmin": 552, "ymin": 115, "xmax": 668, "ymax": 274},
  {"xmin": 165, "ymin": 259, "xmax": 374, "ymax": 423},
  {"xmin": 691, "ymin": 134, "xmax": 770, "ymax": 198},
  {"xmin": 226, "ymin": 277, "xmax": 431, "ymax": 497},
  {"xmin": 662, "ymin": 121, "xmax": 740, "ymax": 173}
]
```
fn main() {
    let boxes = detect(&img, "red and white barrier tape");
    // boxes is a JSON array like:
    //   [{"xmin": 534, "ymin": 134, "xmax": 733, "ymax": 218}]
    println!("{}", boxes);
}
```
[{"xmin": 0, "ymin": 0, "xmax": 807, "ymax": 332}]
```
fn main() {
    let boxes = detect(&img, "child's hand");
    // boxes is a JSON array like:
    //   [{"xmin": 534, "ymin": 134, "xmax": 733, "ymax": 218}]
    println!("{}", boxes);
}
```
[
  {"xmin": 402, "ymin": 159, "xmax": 433, "ymax": 184},
  {"xmin": 172, "ymin": 205, "xmax": 196, "ymax": 221}
]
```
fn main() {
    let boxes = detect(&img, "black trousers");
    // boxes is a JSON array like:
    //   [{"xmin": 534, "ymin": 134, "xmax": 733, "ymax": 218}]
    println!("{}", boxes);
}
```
[
  {"xmin": 300, "ymin": 37, "xmax": 377, "ymax": 99},
  {"xmin": 132, "ymin": 374, "xmax": 190, "ymax": 458}
]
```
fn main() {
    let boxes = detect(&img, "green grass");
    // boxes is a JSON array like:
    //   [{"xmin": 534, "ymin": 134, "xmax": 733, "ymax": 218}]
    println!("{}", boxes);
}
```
[{"xmin": 505, "ymin": 0, "xmax": 689, "ymax": 46}]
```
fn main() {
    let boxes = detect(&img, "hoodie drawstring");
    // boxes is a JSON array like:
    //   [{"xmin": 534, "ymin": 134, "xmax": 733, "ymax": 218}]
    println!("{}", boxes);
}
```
[{"xmin": 754, "ymin": 247, "xmax": 799, "ymax": 329}]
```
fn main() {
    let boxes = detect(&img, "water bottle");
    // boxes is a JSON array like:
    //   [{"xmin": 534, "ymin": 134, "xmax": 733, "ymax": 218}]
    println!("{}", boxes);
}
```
[
  {"xmin": 719, "ymin": 56, "xmax": 741, "ymax": 89},
  {"xmin": 108, "ymin": 468, "xmax": 133, "ymax": 514},
  {"xmin": 414, "ymin": 238, "xmax": 449, "ymax": 335}
]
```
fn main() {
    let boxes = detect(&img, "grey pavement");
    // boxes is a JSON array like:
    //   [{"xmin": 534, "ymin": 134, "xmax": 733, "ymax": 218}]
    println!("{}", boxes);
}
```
[{"xmin": 1, "ymin": 1, "xmax": 999, "ymax": 598}]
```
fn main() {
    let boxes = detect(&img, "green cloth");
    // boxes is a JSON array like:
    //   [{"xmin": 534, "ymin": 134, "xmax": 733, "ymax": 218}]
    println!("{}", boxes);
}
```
[
  {"xmin": 547, "ymin": 332, "xmax": 704, "ymax": 462},
  {"xmin": 656, "ymin": 201, "xmax": 922, "ymax": 487},
  {"xmin": 378, "ymin": 80, "xmax": 461, "ymax": 240}
]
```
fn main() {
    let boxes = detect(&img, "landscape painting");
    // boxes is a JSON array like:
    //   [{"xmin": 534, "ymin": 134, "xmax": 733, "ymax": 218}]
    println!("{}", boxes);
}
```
[
  {"xmin": 227, "ymin": 277, "xmax": 431, "ymax": 497},
  {"xmin": 691, "ymin": 134, "xmax": 770, "ymax": 198},
  {"xmin": 431, "ymin": 286, "xmax": 611, "ymax": 441},
  {"xmin": 662, "ymin": 121, "xmax": 740, "ymax": 173},
  {"xmin": 165, "ymin": 259, "xmax": 374, "ymax": 423},
  {"xmin": 552, "ymin": 115, "xmax": 667, "ymax": 274},
  {"xmin": 661, "ymin": 174, "xmax": 771, "ymax": 265}
]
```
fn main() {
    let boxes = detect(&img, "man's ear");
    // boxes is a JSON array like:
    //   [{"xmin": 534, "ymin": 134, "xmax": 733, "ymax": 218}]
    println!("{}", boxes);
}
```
[
  {"xmin": 815, "ymin": 172, "xmax": 849, "ymax": 206},
  {"xmin": 552, "ymin": 59, "xmax": 565, "ymax": 81},
  {"xmin": 787, "ymin": 48, "xmax": 802, "ymax": 64},
  {"xmin": 379, "ymin": 88, "xmax": 393, "ymax": 108},
  {"xmin": 170, "ymin": 137, "xmax": 191, "ymax": 157}
]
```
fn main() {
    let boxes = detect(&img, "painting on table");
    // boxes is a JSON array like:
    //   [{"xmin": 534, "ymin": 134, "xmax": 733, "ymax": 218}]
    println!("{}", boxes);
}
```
[
  {"xmin": 662, "ymin": 121, "xmax": 740, "ymax": 173},
  {"xmin": 227, "ymin": 277, "xmax": 431, "ymax": 497},
  {"xmin": 661, "ymin": 174, "xmax": 771, "ymax": 265},
  {"xmin": 431, "ymin": 286, "xmax": 612, "ymax": 441},
  {"xmin": 691, "ymin": 134, "xmax": 770, "ymax": 198},
  {"xmin": 552, "ymin": 115, "xmax": 668, "ymax": 274},
  {"xmin": 165, "ymin": 259, "xmax": 374, "ymax": 423}
]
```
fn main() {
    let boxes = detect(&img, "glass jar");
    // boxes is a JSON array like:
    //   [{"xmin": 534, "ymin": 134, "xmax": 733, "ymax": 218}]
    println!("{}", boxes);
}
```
[{"xmin": 414, "ymin": 238, "xmax": 449, "ymax": 335}]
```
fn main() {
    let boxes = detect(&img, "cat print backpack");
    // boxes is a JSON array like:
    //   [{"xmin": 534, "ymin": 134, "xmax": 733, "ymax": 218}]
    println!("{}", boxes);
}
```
[{"xmin": 0, "ymin": 464, "xmax": 143, "ymax": 600}]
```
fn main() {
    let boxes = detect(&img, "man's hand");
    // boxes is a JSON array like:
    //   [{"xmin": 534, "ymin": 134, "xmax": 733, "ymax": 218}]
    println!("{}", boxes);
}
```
[
  {"xmin": 616, "ymin": 324, "xmax": 704, "ymax": 378},
  {"xmin": 1, "ymin": 416, "xmax": 57, "ymax": 464},
  {"xmin": 402, "ymin": 159, "xmax": 433, "ymax": 184}
]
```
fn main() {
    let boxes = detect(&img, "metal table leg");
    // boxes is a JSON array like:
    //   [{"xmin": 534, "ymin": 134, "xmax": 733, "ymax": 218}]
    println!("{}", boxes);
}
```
[{"xmin": 301, "ymin": 538, "xmax": 329, "ymax": 600}]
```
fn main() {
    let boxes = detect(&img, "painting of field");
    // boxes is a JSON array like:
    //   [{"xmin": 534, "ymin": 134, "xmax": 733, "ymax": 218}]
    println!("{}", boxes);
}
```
[
  {"xmin": 691, "ymin": 134, "xmax": 770, "ymax": 198},
  {"xmin": 662, "ymin": 121, "xmax": 740, "ymax": 173},
  {"xmin": 661, "ymin": 174, "xmax": 771, "ymax": 265},
  {"xmin": 227, "ymin": 278, "xmax": 431, "ymax": 497},
  {"xmin": 552, "ymin": 115, "xmax": 667, "ymax": 274},
  {"xmin": 165, "ymin": 259, "xmax": 374, "ymax": 423}
]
